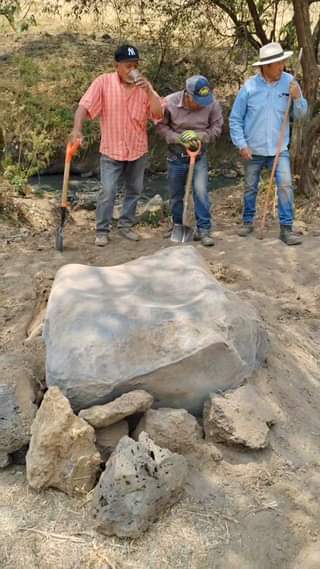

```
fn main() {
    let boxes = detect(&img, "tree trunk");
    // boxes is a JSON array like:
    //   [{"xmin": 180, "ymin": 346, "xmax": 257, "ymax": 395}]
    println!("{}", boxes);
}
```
[
  {"xmin": 297, "ymin": 114, "xmax": 320, "ymax": 198},
  {"xmin": 292, "ymin": 0, "xmax": 320, "ymax": 196}
]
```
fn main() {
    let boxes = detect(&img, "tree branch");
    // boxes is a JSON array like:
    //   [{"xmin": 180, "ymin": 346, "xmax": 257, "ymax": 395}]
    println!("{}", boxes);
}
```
[
  {"xmin": 209, "ymin": 0, "xmax": 261, "ymax": 49},
  {"xmin": 246, "ymin": 0, "xmax": 269, "ymax": 44},
  {"xmin": 271, "ymin": 0, "xmax": 280, "ymax": 41}
]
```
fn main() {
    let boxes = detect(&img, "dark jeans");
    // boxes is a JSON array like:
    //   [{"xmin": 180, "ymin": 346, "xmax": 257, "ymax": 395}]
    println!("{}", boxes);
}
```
[
  {"xmin": 167, "ymin": 153, "xmax": 212, "ymax": 231},
  {"xmin": 243, "ymin": 150, "xmax": 294, "ymax": 226},
  {"xmin": 96, "ymin": 153, "xmax": 148, "ymax": 234}
]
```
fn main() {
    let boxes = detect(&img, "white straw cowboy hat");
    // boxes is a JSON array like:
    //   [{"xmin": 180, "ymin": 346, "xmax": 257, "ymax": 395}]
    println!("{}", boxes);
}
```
[{"xmin": 252, "ymin": 42, "xmax": 293, "ymax": 67}]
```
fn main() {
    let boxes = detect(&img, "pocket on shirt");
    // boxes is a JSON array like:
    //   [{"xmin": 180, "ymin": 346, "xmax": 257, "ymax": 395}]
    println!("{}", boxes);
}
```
[
  {"xmin": 130, "ymin": 102, "xmax": 148, "ymax": 128},
  {"xmin": 276, "ymin": 93, "xmax": 290, "ymax": 112}
]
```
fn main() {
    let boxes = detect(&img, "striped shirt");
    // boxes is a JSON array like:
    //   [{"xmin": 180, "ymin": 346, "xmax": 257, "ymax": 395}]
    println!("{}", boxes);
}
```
[{"xmin": 79, "ymin": 72, "xmax": 155, "ymax": 161}]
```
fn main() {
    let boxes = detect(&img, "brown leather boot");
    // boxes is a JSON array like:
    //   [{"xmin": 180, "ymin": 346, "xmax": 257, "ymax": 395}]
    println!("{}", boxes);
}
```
[
  {"xmin": 238, "ymin": 223, "xmax": 254, "ymax": 237},
  {"xmin": 279, "ymin": 225, "xmax": 302, "ymax": 246}
]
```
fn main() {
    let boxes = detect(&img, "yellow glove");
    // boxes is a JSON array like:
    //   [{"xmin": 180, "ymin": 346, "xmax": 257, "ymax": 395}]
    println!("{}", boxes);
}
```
[{"xmin": 178, "ymin": 130, "xmax": 200, "ymax": 150}]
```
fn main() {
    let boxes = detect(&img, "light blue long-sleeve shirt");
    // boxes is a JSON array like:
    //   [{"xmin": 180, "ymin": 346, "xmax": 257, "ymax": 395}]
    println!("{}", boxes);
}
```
[{"xmin": 229, "ymin": 72, "xmax": 308, "ymax": 156}]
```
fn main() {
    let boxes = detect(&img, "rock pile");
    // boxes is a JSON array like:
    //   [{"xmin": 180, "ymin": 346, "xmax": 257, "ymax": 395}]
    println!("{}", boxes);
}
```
[
  {"xmin": 22, "ymin": 382, "xmax": 275, "ymax": 537},
  {"xmin": 0, "ymin": 248, "xmax": 275, "ymax": 538}
]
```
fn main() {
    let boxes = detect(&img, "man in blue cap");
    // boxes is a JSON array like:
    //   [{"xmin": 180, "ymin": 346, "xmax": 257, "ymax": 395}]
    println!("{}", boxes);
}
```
[{"xmin": 156, "ymin": 75, "xmax": 223, "ymax": 246}]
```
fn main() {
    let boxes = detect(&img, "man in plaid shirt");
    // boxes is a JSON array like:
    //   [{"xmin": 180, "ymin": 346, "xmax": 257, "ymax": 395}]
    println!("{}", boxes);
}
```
[{"xmin": 70, "ymin": 44, "xmax": 163, "ymax": 246}]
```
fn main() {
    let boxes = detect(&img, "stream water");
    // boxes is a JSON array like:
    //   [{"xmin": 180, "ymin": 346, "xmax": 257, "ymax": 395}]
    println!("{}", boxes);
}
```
[{"xmin": 30, "ymin": 171, "xmax": 238, "ymax": 203}]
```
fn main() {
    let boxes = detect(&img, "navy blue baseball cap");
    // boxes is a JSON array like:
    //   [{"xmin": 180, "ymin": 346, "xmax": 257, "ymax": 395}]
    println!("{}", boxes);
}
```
[
  {"xmin": 186, "ymin": 75, "xmax": 213, "ymax": 106},
  {"xmin": 114, "ymin": 44, "xmax": 140, "ymax": 62}
]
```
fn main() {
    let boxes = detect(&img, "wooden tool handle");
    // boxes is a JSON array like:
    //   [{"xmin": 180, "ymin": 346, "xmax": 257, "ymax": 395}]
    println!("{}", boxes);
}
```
[
  {"xmin": 182, "ymin": 142, "xmax": 201, "ymax": 227},
  {"xmin": 61, "ymin": 140, "xmax": 81, "ymax": 207},
  {"xmin": 66, "ymin": 140, "xmax": 81, "ymax": 162}
]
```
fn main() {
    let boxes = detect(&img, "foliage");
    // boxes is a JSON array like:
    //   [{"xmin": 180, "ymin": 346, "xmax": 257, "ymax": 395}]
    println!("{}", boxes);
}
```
[
  {"xmin": 3, "ymin": 131, "xmax": 52, "ymax": 193},
  {"xmin": 0, "ymin": 43, "xmax": 101, "ymax": 193},
  {"xmin": 54, "ymin": 0, "xmax": 301, "ymax": 50},
  {"xmin": 140, "ymin": 208, "xmax": 163, "ymax": 227},
  {"xmin": 1, "ymin": 56, "xmax": 50, "ymax": 192},
  {"xmin": 0, "ymin": 0, "xmax": 36, "ymax": 31}
]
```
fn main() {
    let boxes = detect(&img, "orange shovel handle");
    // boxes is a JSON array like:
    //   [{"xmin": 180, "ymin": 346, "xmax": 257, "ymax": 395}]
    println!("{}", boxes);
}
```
[
  {"xmin": 182, "ymin": 141, "xmax": 201, "ymax": 228},
  {"xmin": 61, "ymin": 140, "xmax": 81, "ymax": 207},
  {"xmin": 66, "ymin": 139, "xmax": 81, "ymax": 163},
  {"xmin": 186, "ymin": 141, "xmax": 201, "ymax": 166}
]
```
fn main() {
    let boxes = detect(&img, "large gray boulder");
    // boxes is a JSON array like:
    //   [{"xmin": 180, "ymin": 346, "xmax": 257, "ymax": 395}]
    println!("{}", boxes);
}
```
[{"xmin": 44, "ymin": 246, "xmax": 267, "ymax": 413}]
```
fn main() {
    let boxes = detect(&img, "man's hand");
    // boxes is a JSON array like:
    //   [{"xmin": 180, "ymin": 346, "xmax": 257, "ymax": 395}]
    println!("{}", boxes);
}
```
[
  {"xmin": 130, "ymin": 72, "xmax": 163, "ymax": 119},
  {"xmin": 290, "ymin": 80, "xmax": 301, "ymax": 100},
  {"xmin": 178, "ymin": 130, "xmax": 200, "ymax": 151},
  {"xmin": 134, "ymin": 74, "xmax": 152, "ymax": 91},
  {"xmin": 69, "ymin": 129, "xmax": 84, "ymax": 146},
  {"xmin": 240, "ymin": 147, "xmax": 252, "ymax": 160}
]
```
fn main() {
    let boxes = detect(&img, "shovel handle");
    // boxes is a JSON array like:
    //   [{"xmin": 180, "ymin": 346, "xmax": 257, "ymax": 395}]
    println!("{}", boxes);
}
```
[
  {"xmin": 182, "ymin": 142, "xmax": 201, "ymax": 227},
  {"xmin": 66, "ymin": 139, "xmax": 81, "ymax": 162},
  {"xmin": 61, "ymin": 140, "xmax": 81, "ymax": 207},
  {"xmin": 186, "ymin": 141, "xmax": 201, "ymax": 165}
]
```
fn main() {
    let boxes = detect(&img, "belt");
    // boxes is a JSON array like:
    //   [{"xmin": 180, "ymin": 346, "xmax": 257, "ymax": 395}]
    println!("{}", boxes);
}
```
[{"xmin": 168, "ymin": 143, "xmax": 206, "ymax": 161}]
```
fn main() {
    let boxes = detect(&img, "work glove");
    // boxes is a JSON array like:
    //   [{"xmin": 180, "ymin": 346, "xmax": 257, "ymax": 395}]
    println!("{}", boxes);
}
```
[{"xmin": 178, "ymin": 130, "xmax": 200, "ymax": 151}]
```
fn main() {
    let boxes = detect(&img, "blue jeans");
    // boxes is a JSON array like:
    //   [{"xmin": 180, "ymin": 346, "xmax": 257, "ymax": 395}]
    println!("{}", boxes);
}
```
[
  {"xmin": 167, "ymin": 153, "xmax": 212, "ymax": 231},
  {"xmin": 243, "ymin": 150, "xmax": 294, "ymax": 226},
  {"xmin": 96, "ymin": 153, "xmax": 148, "ymax": 233}
]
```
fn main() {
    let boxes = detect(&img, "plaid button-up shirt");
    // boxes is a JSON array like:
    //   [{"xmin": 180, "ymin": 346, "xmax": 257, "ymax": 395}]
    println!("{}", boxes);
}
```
[{"xmin": 80, "ymin": 72, "xmax": 155, "ymax": 161}]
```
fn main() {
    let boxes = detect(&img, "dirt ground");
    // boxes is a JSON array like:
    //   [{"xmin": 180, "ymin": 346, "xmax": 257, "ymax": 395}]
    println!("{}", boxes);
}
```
[{"xmin": 1, "ymin": 185, "xmax": 320, "ymax": 569}]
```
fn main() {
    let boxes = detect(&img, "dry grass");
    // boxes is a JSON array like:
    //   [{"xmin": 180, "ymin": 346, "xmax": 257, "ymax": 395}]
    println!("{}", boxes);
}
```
[{"xmin": 0, "ymin": 465, "xmax": 235, "ymax": 569}]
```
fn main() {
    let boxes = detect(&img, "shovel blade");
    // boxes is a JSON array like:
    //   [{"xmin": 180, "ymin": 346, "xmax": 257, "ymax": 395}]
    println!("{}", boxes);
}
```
[
  {"xmin": 181, "ymin": 226, "xmax": 194, "ymax": 242},
  {"xmin": 170, "ymin": 224, "xmax": 184, "ymax": 242},
  {"xmin": 55, "ymin": 227, "xmax": 64, "ymax": 252},
  {"xmin": 55, "ymin": 206, "xmax": 68, "ymax": 252},
  {"xmin": 170, "ymin": 224, "xmax": 194, "ymax": 243}
]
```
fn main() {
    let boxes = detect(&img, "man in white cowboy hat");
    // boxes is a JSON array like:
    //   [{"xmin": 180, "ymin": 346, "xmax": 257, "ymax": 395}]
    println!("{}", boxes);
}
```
[{"xmin": 229, "ymin": 41, "xmax": 308, "ymax": 245}]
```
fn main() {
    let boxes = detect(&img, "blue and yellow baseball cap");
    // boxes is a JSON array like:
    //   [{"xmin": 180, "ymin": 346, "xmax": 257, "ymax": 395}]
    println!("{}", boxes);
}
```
[{"xmin": 186, "ymin": 75, "xmax": 213, "ymax": 106}]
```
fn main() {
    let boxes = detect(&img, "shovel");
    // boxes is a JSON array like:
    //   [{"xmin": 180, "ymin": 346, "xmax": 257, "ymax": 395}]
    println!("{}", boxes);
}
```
[
  {"xmin": 171, "ymin": 142, "xmax": 201, "ymax": 243},
  {"xmin": 55, "ymin": 139, "xmax": 81, "ymax": 252}
]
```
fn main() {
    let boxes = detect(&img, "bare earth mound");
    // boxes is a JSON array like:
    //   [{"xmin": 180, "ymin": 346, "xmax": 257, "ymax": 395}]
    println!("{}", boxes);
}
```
[{"xmin": 1, "ymin": 184, "xmax": 320, "ymax": 569}]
